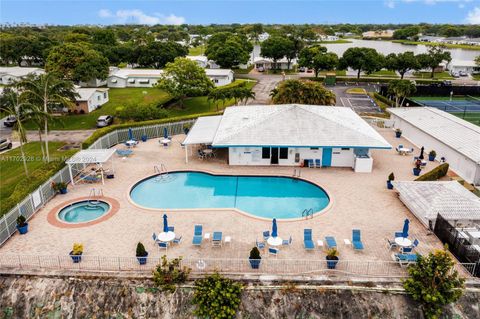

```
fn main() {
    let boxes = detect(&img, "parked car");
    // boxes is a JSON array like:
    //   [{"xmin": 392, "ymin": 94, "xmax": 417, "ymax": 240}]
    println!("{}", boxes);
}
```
[
  {"xmin": 257, "ymin": 66, "xmax": 265, "ymax": 72},
  {"xmin": 451, "ymin": 72, "xmax": 460, "ymax": 78},
  {"xmin": 459, "ymin": 71, "xmax": 468, "ymax": 77},
  {"xmin": 0, "ymin": 138, "xmax": 13, "ymax": 151},
  {"xmin": 96, "ymin": 115, "xmax": 113, "ymax": 128},
  {"xmin": 298, "ymin": 66, "xmax": 306, "ymax": 72},
  {"xmin": 3, "ymin": 116, "xmax": 17, "ymax": 127}
]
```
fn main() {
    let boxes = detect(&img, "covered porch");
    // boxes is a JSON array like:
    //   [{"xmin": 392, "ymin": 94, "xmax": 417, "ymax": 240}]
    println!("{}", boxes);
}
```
[
  {"xmin": 66, "ymin": 149, "xmax": 117, "ymax": 185},
  {"xmin": 182, "ymin": 115, "xmax": 223, "ymax": 163}
]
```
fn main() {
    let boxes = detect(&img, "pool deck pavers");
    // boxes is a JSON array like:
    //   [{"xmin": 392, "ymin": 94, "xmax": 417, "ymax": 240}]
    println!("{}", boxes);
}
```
[{"xmin": 1, "ymin": 127, "xmax": 447, "ymax": 265}]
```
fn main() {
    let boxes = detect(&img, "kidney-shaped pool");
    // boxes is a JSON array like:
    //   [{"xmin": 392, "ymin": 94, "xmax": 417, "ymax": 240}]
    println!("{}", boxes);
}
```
[{"xmin": 129, "ymin": 171, "xmax": 330, "ymax": 219}]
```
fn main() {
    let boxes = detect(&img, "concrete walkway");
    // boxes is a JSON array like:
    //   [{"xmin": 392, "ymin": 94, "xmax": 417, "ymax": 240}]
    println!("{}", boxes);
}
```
[{"xmin": 25, "ymin": 130, "xmax": 95, "ymax": 144}]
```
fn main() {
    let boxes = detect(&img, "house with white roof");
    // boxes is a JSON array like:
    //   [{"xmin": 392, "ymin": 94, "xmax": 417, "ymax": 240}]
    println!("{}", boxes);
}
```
[
  {"xmin": 107, "ymin": 68, "xmax": 234, "ymax": 88},
  {"xmin": 72, "ymin": 88, "xmax": 109, "ymax": 114},
  {"xmin": 253, "ymin": 57, "xmax": 296, "ymax": 71},
  {"xmin": 183, "ymin": 104, "xmax": 391, "ymax": 171},
  {"xmin": 186, "ymin": 55, "xmax": 209, "ymax": 68},
  {"xmin": 447, "ymin": 60, "xmax": 480, "ymax": 75},
  {"xmin": 388, "ymin": 107, "xmax": 480, "ymax": 185},
  {"xmin": 0, "ymin": 67, "xmax": 44, "ymax": 85},
  {"xmin": 393, "ymin": 181, "xmax": 480, "ymax": 229}
]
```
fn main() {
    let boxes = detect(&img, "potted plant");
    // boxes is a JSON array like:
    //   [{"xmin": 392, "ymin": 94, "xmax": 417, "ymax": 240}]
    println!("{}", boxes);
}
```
[
  {"xmin": 413, "ymin": 161, "xmax": 422, "ymax": 176},
  {"xmin": 52, "ymin": 182, "xmax": 68, "ymax": 194},
  {"xmin": 428, "ymin": 150, "xmax": 436, "ymax": 162},
  {"xmin": 136, "ymin": 242, "xmax": 148, "ymax": 265},
  {"xmin": 183, "ymin": 123, "xmax": 192, "ymax": 135},
  {"xmin": 141, "ymin": 134, "xmax": 148, "ymax": 142},
  {"xmin": 16, "ymin": 215, "xmax": 29, "ymax": 234},
  {"xmin": 248, "ymin": 247, "xmax": 261, "ymax": 269},
  {"xmin": 387, "ymin": 172, "xmax": 395, "ymax": 190},
  {"xmin": 395, "ymin": 128, "xmax": 402, "ymax": 138},
  {"xmin": 69, "ymin": 243, "xmax": 83, "ymax": 263},
  {"xmin": 326, "ymin": 248, "xmax": 339, "ymax": 269}
]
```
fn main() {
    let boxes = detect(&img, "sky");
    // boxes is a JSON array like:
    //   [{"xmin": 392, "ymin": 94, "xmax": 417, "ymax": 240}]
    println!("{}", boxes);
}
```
[{"xmin": 1, "ymin": 0, "xmax": 480, "ymax": 25}]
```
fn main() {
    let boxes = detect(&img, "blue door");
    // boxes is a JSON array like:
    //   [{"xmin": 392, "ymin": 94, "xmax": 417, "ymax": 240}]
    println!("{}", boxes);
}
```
[{"xmin": 322, "ymin": 148, "xmax": 332, "ymax": 167}]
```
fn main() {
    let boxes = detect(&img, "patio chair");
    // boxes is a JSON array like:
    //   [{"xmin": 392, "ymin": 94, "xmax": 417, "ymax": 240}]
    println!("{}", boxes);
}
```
[
  {"xmin": 80, "ymin": 174, "xmax": 101, "ymax": 183},
  {"xmin": 192, "ymin": 224, "xmax": 203, "ymax": 246},
  {"xmin": 411, "ymin": 239, "xmax": 420, "ymax": 249},
  {"xmin": 167, "ymin": 226, "xmax": 174, "ymax": 232},
  {"xmin": 393, "ymin": 253, "xmax": 418, "ymax": 267},
  {"xmin": 303, "ymin": 229, "xmax": 315, "ymax": 250},
  {"xmin": 386, "ymin": 238, "xmax": 398, "ymax": 250},
  {"xmin": 315, "ymin": 159, "xmax": 321, "ymax": 168},
  {"xmin": 308, "ymin": 159, "xmax": 314, "ymax": 168},
  {"xmin": 282, "ymin": 236, "xmax": 292, "ymax": 246},
  {"xmin": 325, "ymin": 236, "xmax": 337, "ymax": 249},
  {"xmin": 256, "ymin": 239, "xmax": 265, "ymax": 250},
  {"xmin": 212, "ymin": 232, "xmax": 222, "ymax": 247},
  {"xmin": 158, "ymin": 241, "xmax": 168, "ymax": 251},
  {"xmin": 268, "ymin": 247, "xmax": 279, "ymax": 256},
  {"xmin": 152, "ymin": 233, "xmax": 159, "ymax": 245},
  {"xmin": 352, "ymin": 229, "xmax": 364, "ymax": 250},
  {"xmin": 263, "ymin": 231, "xmax": 270, "ymax": 241},
  {"xmin": 173, "ymin": 235, "xmax": 182, "ymax": 244},
  {"xmin": 394, "ymin": 231, "xmax": 403, "ymax": 238},
  {"xmin": 197, "ymin": 149, "xmax": 205, "ymax": 160},
  {"xmin": 401, "ymin": 246, "xmax": 413, "ymax": 253},
  {"xmin": 398, "ymin": 144, "xmax": 404, "ymax": 149},
  {"xmin": 116, "ymin": 149, "xmax": 133, "ymax": 157}
]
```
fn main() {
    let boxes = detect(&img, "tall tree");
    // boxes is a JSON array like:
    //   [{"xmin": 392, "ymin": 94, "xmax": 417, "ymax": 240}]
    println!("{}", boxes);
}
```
[
  {"xmin": 158, "ymin": 58, "xmax": 214, "ymax": 108},
  {"xmin": 474, "ymin": 55, "xmax": 480, "ymax": 67},
  {"xmin": 45, "ymin": 43, "xmax": 109, "ymax": 82},
  {"xmin": 260, "ymin": 36, "xmax": 292, "ymax": 71},
  {"xmin": 416, "ymin": 46, "xmax": 452, "ymax": 78},
  {"xmin": 135, "ymin": 41, "xmax": 188, "ymax": 69},
  {"xmin": 17, "ymin": 73, "xmax": 78, "ymax": 162},
  {"xmin": 270, "ymin": 79, "xmax": 336, "ymax": 105},
  {"xmin": 339, "ymin": 47, "xmax": 384, "ymax": 79},
  {"xmin": 385, "ymin": 52, "xmax": 420, "ymax": 79},
  {"xmin": 205, "ymin": 32, "xmax": 252, "ymax": 68},
  {"xmin": 298, "ymin": 45, "xmax": 339, "ymax": 78},
  {"xmin": 387, "ymin": 79, "xmax": 417, "ymax": 107}
]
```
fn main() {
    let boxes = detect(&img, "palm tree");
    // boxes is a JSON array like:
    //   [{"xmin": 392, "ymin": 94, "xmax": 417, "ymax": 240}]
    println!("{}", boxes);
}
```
[
  {"xmin": 16, "ymin": 73, "xmax": 77, "ymax": 162},
  {"xmin": 0, "ymin": 91, "xmax": 44, "ymax": 177},
  {"xmin": 387, "ymin": 80, "xmax": 417, "ymax": 107}
]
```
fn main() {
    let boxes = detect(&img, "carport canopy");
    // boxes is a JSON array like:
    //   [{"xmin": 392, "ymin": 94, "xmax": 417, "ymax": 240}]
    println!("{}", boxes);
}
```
[
  {"xmin": 182, "ymin": 115, "xmax": 222, "ymax": 163},
  {"xmin": 66, "ymin": 149, "xmax": 116, "ymax": 185}
]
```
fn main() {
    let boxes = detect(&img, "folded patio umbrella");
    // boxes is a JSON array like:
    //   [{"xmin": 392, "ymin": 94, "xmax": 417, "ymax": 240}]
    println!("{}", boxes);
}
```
[
  {"xmin": 163, "ymin": 214, "xmax": 169, "ymax": 233},
  {"xmin": 419, "ymin": 146, "xmax": 424, "ymax": 160},
  {"xmin": 402, "ymin": 219, "xmax": 410, "ymax": 238},
  {"xmin": 163, "ymin": 127, "xmax": 168, "ymax": 139},
  {"xmin": 272, "ymin": 218, "xmax": 278, "ymax": 238},
  {"xmin": 128, "ymin": 128, "xmax": 133, "ymax": 140}
]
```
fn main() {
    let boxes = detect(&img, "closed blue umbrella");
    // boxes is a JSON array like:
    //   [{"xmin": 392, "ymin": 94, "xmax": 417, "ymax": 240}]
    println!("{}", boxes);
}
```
[
  {"xmin": 271, "ymin": 218, "xmax": 278, "ymax": 238},
  {"xmin": 163, "ymin": 214, "xmax": 169, "ymax": 233},
  {"xmin": 163, "ymin": 127, "xmax": 168, "ymax": 139},
  {"xmin": 128, "ymin": 128, "xmax": 133, "ymax": 140},
  {"xmin": 402, "ymin": 219, "xmax": 410, "ymax": 238}
]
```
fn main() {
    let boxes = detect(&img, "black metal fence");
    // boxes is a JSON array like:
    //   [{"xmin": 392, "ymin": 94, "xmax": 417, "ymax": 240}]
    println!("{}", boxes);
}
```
[
  {"xmin": 379, "ymin": 85, "xmax": 480, "ymax": 98},
  {"xmin": 433, "ymin": 214, "xmax": 480, "ymax": 277}
]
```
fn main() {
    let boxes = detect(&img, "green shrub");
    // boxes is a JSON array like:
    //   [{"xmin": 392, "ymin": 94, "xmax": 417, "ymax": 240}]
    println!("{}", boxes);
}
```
[
  {"xmin": 388, "ymin": 172, "xmax": 395, "ymax": 181},
  {"xmin": 152, "ymin": 256, "xmax": 191, "ymax": 292},
  {"xmin": 52, "ymin": 182, "xmax": 67, "ymax": 192},
  {"xmin": 249, "ymin": 247, "xmax": 261, "ymax": 260},
  {"xmin": 136, "ymin": 242, "xmax": 147, "ymax": 257},
  {"xmin": 16, "ymin": 215, "xmax": 27, "ymax": 227},
  {"xmin": 374, "ymin": 92, "xmax": 394, "ymax": 107},
  {"xmin": 82, "ymin": 111, "xmax": 222, "ymax": 148},
  {"xmin": 117, "ymin": 103, "xmax": 170, "ymax": 122},
  {"xmin": 193, "ymin": 273, "xmax": 243, "ymax": 319},
  {"xmin": 305, "ymin": 76, "xmax": 442, "ymax": 85},
  {"xmin": 415, "ymin": 163, "xmax": 449, "ymax": 181}
]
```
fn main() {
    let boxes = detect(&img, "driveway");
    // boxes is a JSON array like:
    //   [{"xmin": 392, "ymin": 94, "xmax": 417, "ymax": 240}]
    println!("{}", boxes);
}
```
[
  {"xmin": 240, "ymin": 74, "xmax": 285, "ymax": 105},
  {"xmin": 26, "ymin": 130, "xmax": 95, "ymax": 144},
  {"xmin": 0, "ymin": 116, "xmax": 12, "ymax": 139}
]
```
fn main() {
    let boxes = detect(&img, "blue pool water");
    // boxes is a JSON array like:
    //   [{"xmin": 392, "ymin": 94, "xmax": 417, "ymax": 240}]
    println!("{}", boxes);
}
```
[
  {"xmin": 58, "ymin": 200, "xmax": 110, "ymax": 223},
  {"xmin": 130, "ymin": 172, "xmax": 330, "ymax": 219}
]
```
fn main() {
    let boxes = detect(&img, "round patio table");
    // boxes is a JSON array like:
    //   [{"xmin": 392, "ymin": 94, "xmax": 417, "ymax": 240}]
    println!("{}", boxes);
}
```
[
  {"xmin": 267, "ymin": 236, "xmax": 283, "ymax": 246},
  {"xmin": 157, "ymin": 231, "xmax": 175, "ymax": 242},
  {"xmin": 202, "ymin": 149, "xmax": 213, "ymax": 154},
  {"xmin": 394, "ymin": 237, "xmax": 412, "ymax": 247},
  {"xmin": 126, "ymin": 140, "xmax": 137, "ymax": 147},
  {"xmin": 160, "ymin": 138, "xmax": 171, "ymax": 144}
]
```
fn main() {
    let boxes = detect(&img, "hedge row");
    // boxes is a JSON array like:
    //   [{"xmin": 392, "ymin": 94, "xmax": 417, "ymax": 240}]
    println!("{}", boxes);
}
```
[
  {"xmin": 373, "ymin": 92, "xmax": 394, "ymax": 107},
  {"xmin": 415, "ymin": 163, "xmax": 450, "ymax": 181},
  {"xmin": 303, "ymin": 76, "xmax": 442, "ymax": 84},
  {"xmin": 81, "ymin": 111, "xmax": 223, "ymax": 148}
]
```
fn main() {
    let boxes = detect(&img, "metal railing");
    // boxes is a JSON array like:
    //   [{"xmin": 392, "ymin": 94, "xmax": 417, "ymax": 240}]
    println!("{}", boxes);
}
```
[
  {"xmin": 0, "ymin": 120, "xmax": 195, "ymax": 247},
  {"xmin": 0, "ymin": 255, "xmax": 476, "ymax": 279}
]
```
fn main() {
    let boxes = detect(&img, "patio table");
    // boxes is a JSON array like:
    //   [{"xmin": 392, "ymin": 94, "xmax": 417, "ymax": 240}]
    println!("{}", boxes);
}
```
[
  {"xmin": 160, "ymin": 138, "xmax": 171, "ymax": 144},
  {"xmin": 394, "ymin": 237, "xmax": 412, "ymax": 247},
  {"xmin": 157, "ymin": 231, "xmax": 175, "ymax": 242},
  {"xmin": 398, "ymin": 148, "xmax": 412, "ymax": 155},
  {"xmin": 126, "ymin": 140, "xmax": 137, "ymax": 147},
  {"xmin": 267, "ymin": 236, "xmax": 283, "ymax": 246}
]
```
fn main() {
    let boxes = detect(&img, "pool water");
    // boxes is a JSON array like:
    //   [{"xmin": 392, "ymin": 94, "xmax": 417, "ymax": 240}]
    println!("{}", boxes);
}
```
[
  {"xmin": 58, "ymin": 200, "xmax": 110, "ymax": 223},
  {"xmin": 130, "ymin": 172, "xmax": 330, "ymax": 219}
]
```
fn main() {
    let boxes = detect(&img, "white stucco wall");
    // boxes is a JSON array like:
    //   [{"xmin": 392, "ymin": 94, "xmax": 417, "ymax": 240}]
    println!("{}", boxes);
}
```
[
  {"xmin": 107, "ymin": 76, "xmax": 127, "ymax": 88},
  {"xmin": 87, "ymin": 91, "xmax": 109, "ymax": 112},
  {"xmin": 391, "ymin": 115, "xmax": 479, "ymax": 185}
]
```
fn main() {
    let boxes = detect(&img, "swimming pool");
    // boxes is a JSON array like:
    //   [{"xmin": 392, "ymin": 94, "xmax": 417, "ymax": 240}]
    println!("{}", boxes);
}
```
[
  {"xmin": 58, "ymin": 200, "xmax": 111, "ymax": 223},
  {"xmin": 129, "ymin": 171, "xmax": 330, "ymax": 219}
]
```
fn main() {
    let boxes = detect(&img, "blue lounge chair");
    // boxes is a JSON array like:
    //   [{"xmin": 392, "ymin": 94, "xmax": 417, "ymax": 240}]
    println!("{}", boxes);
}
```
[
  {"xmin": 158, "ymin": 241, "xmax": 168, "ymax": 251},
  {"xmin": 315, "ymin": 159, "xmax": 321, "ymax": 168},
  {"xmin": 268, "ymin": 247, "xmax": 279, "ymax": 256},
  {"xmin": 192, "ymin": 224, "xmax": 203, "ymax": 246},
  {"xmin": 303, "ymin": 229, "xmax": 315, "ymax": 250},
  {"xmin": 167, "ymin": 226, "xmax": 174, "ymax": 232},
  {"xmin": 308, "ymin": 159, "xmax": 314, "ymax": 168},
  {"xmin": 352, "ymin": 229, "xmax": 364, "ymax": 250},
  {"xmin": 262, "ymin": 231, "xmax": 270, "ymax": 241},
  {"xmin": 394, "ymin": 253, "xmax": 418, "ymax": 267},
  {"xmin": 325, "ymin": 236, "xmax": 337, "ymax": 248},
  {"xmin": 256, "ymin": 239, "xmax": 265, "ymax": 250},
  {"xmin": 173, "ymin": 235, "xmax": 182, "ymax": 244},
  {"xmin": 282, "ymin": 236, "xmax": 292, "ymax": 246},
  {"xmin": 80, "ymin": 174, "xmax": 101, "ymax": 183},
  {"xmin": 412, "ymin": 239, "xmax": 420, "ymax": 248},
  {"xmin": 116, "ymin": 149, "xmax": 133, "ymax": 157},
  {"xmin": 212, "ymin": 231, "xmax": 222, "ymax": 247}
]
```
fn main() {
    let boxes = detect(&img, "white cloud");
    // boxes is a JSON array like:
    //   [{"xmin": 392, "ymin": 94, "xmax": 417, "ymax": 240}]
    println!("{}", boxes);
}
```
[
  {"xmin": 465, "ymin": 6, "xmax": 480, "ymax": 24},
  {"xmin": 385, "ymin": 0, "xmax": 396, "ymax": 8},
  {"xmin": 98, "ymin": 9, "xmax": 185, "ymax": 25},
  {"xmin": 459, "ymin": 3, "xmax": 465, "ymax": 8}
]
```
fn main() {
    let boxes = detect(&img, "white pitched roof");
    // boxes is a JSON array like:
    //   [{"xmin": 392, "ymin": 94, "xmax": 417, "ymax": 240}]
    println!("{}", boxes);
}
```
[
  {"xmin": 393, "ymin": 181, "xmax": 480, "ymax": 222},
  {"xmin": 75, "ymin": 88, "xmax": 108, "ymax": 101},
  {"xmin": 0, "ymin": 67, "xmax": 44, "ymax": 77},
  {"xmin": 182, "ymin": 116, "xmax": 223, "ymax": 145},
  {"xmin": 388, "ymin": 107, "xmax": 480, "ymax": 163},
  {"xmin": 66, "ymin": 149, "xmax": 116, "ymax": 165},
  {"xmin": 187, "ymin": 55, "xmax": 208, "ymax": 63},
  {"xmin": 211, "ymin": 104, "xmax": 392, "ymax": 148},
  {"xmin": 110, "ymin": 68, "xmax": 164, "ymax": 79},
  {"xmin": 205, "ymin": 69, "xmax": 233, "ymax": 77}
]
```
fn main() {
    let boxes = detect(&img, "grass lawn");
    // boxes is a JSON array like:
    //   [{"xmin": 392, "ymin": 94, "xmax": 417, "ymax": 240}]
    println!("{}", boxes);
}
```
[
  {"xmin": 473, "ymin": 74, "xmax": 480, "ymax": 81},
  {"xmin": 451, "ymin": 112, "xmax": 480, "ymax": 126},
  {"xmin": 188, "ymin": 45, "xmax": 206, "ymax": 55},
  {"xmin": 318, "ymin": 70, "xmax": 347, "ymax": 76},
  {"xmin": 369, "ymin": 70, "xmax": 399, "ymax": 78},
  {"xmin": 411, "ymin": 96, "xmax": 478, "ymax": 101},
  {"xmin": 0, "ymin": 142, "xmax": 77, "ymax": 206},
  {"xmin": 315, "ymin": 39, "xmax": 352, "ymax": 44},
  {"xmin": 233, "ymin": 65, "xmax": 254, "ymax": 74},
  {"xmin": 25, "ymin": 88, "xmax": 172, "ymax": 131},
  {"xmin": 413, "ymin": 71, "xmax": 453, "ymax": 79},
  {"xmin": 346, "ymin": 88, "xmax": 367, "ymax": 94}
]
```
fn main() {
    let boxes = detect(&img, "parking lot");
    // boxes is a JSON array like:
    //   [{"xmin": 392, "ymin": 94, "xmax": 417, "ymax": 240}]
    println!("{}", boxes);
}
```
[{"xmin": 331, "ymin": 85, "xmax": 382, "ymax": 113}]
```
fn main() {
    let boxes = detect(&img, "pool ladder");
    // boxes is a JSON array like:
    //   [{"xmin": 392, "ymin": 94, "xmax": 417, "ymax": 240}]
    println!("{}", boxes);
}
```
[
  {"xmin": 88, "ymin": 188, "xmax": 104, "ymax": 206},
  {"xmin": 302, "ymin": 208, "xmax": 313, "ymax": 219},
  {"xmin": 154, "ymin": 164, "xmax": 168, "ymax": 175},
  {"xmin": 293, "ymin": 168, "xmax": 301, "ymax": 178}
]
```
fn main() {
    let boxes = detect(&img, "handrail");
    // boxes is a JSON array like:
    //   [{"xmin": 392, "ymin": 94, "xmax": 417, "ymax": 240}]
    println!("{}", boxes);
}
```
[{"xmin": 302, "ymin": 208, "xmax": 314, "ymax": 219}]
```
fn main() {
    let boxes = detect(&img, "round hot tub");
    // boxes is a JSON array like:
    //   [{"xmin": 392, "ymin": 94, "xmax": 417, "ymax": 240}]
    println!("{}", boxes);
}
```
[{"xmin": 58, "ymin": 200, "xmax": 111, "ymax": 224}]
